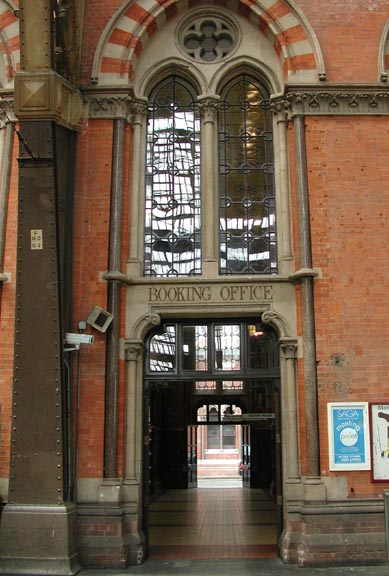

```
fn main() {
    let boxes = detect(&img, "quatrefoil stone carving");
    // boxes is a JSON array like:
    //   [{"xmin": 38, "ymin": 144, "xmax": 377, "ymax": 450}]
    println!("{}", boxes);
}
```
[{"xmin": 180, "ymin": 16, "xmax": 238, "ymax": 63}]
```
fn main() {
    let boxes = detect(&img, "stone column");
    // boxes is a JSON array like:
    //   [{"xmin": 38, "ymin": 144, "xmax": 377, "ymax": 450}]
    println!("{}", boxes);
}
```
[
  {"xmin": 124, "ymin": 340, "xmax": 145, "ymax": 481},
  {"xmin": 104, "ymin": 117, "xmax": 126, "ymax": 478},
  {"xmin": 272, "ymin": 105, "xmax": 294, "ymax": 275},
  {"xmin": 127, "ymin": 99, "xmax": 148, "ymax": 276},
  {"xmin": 279, "ymin": 338, "xmax": 300, "ymax": 483},
  {"xmin": 198, "ymin": 96, "xmax": 219, "ymax": 276},
  {"xmin": 293, "ymin": 114, "xmax": 320, "ymax": 480}
]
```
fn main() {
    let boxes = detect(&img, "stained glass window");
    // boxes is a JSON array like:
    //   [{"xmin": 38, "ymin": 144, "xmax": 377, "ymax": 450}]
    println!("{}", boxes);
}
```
[
  {"xmin": 145, "ymin": 76, "xmax": 201, "ymax": 276},
  {"xmin": 219, "ymin": 74, "xmax": 277, "ymax": 274}
]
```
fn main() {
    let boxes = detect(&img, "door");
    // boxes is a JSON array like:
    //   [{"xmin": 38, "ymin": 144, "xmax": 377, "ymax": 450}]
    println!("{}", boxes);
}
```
[
  {"xmin": 187, "ymin": 425, "xmax": 198, "ymax": 488},
  {"xmin": 241, "ymin": 424, "xmax": 251, "ymax": 487}
]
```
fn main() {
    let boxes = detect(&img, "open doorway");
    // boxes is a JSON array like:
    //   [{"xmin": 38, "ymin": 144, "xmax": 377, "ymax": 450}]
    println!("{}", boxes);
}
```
[{"xmin": 144, "ymin": 320, "xmax": 282, "ymax": 559}]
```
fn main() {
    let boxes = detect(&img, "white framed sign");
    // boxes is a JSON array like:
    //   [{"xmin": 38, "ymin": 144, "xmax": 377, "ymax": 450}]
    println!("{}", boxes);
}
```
[
  {"xmin": 370, "ymin": 404, "xmax": 389, "ymax": 482},
  {"xmin": 327, "ymin": 402, "xmax": 370, "ymax": 471}
]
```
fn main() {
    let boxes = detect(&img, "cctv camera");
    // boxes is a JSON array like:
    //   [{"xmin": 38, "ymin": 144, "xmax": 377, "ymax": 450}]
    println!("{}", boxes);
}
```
[{"xmin": 65, "ymin": 333, "xmax": 94, "ymax": 346}]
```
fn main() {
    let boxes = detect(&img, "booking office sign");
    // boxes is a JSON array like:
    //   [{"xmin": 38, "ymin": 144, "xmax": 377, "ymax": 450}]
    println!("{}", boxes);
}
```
[{"xmin": 328, "ymin": 402, "xmax": 371, "ymax": 470}]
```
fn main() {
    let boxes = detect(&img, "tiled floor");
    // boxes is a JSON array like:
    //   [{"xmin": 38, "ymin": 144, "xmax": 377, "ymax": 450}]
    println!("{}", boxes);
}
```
[{"xmin": 148, "ymin": 480, "xmax": 278, "ymax": 560}]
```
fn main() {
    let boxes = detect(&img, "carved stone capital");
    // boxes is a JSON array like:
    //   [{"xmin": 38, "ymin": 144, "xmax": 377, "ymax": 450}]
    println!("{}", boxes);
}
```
[
  {"xmin": 86, "ymin": 94, "xmax": 133, "ymax": 120},
  {"xmin": 124, "ymin": 340, "xmax": 144, "ymax": 362},
  {"xmin": 197, "ymin": 96, "xmax": 220, "ymax": 122},
  {"xmin": 14, "ymin": 71, "xmax": 83, "ymax": 130},
  {"xmin": 130, "ymin": 99, "xmax": 148, "ymax": 124},
  {"xmin": 279, "ymin": 337, "xmax": 298, "ymax": 360},
  {"xmin": 285, "ymin": 86, "xmax": 389, "ymax": 117}
]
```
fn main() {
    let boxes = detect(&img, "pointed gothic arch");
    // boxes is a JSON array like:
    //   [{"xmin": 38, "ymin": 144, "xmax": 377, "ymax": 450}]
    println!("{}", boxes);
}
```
[{"xmin": 91, "ymin": 0, "xmax": 326, "ymax": 86}]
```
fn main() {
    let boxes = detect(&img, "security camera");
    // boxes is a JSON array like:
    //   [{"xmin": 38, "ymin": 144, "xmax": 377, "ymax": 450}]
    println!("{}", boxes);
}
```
[{"xmin": 65, "ymin": 333, "xmax": 94, "ymax": 346}]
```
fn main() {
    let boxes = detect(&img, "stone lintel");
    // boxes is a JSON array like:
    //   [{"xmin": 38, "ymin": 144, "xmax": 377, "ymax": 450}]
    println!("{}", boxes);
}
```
[{"xmin": 14, "ymin": 71, "xmax": 83, "ymax": 130}]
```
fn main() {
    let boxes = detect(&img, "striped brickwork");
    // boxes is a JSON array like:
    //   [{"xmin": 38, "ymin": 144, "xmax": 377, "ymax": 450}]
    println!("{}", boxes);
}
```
[
  {"xmin": 94, "ymin": 0, "xmax": 322, "ymax": 85},
  {"xmin": 0, "ymin": 1, "xmax": 19, "ymax": 87}
]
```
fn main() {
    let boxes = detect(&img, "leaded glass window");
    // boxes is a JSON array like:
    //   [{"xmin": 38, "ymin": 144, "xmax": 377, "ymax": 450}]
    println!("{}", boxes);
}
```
[
  {"xmin": 145, "ymin": 76, "xmax": 201, "ymax": 276},
  {"xmin": 219, "ymin": 74, "xmax": 277, "ymax": 274}
]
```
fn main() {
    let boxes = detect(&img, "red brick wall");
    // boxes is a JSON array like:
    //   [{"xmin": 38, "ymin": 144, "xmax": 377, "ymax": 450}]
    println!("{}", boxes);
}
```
[
  {"xmin": 295, "ymin": 1, "xmax": 388, "ymax": 83},
  {"xmin": 0, "ymin": 134, "xmax": 18, "ymax": 479},
  {"xmin": 81, "ymin": 0, "xmax": 123, "ymax": 85},
  {"xmin": 306, "ymin": 116, "xmax": 389, "ymax": 494},
  {"xmin": 73, "ymin": 119, "xmax": 113, "ymax": 478}
]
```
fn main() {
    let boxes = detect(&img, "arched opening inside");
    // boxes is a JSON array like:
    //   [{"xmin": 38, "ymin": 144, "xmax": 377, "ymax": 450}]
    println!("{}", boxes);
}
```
[{"xmin": 143, "ymin": 318, "xmax": 282, "ymax": 560}]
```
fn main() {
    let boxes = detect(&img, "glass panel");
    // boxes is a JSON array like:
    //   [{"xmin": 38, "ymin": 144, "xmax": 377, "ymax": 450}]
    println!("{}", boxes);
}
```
[
  {"xmin": 207, "ymin": 425, "xmax": 220, "ymax": 447},
  {"xmin": 182, "ymin": 325, "xmax": 208, "ymax": 370},
  {"xmin": 219, "ymin": 75, "xmax": 277, "ymax": 274},
  {"xmin": 197, "ymin": 405, "xmax": 207, "ymax": 422},
  {"xmin": 195, "ymin": 381, "xmax": 217, "ymax": 391},
  {"xmin": 222, "ymin": 380, "xmax": 244, "ymax": 390},
  {"xmin": 247, "ymin": 324, "xmax": 277, "ymax": 369},
  {"xmin": 214, "ymin": 324, "xmax": 240, "ymax": 370},
  {"xmin": 222, "ymin": 424, "xmax": 236, "ymax": 447},
  {"xmin": 145, "ymin": 76, "xmax": 201, "ymax": 276},
  {"xmin": 148, "ymin": 326, "xmax": 176, "ymax": 372}
]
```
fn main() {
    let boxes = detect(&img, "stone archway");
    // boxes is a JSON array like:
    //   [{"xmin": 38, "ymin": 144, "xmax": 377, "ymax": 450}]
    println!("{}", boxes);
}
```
[{"xmin": 91, "ymin": 0, "xmax": 326, "ymax": 85}]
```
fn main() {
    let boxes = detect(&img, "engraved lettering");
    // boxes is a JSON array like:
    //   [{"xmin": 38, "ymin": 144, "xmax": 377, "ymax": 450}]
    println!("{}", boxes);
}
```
[
  {"xmin": 202, "ymin": 286, "xmax": 212, "ymax": 301},
  {"xmin": 149, "ymin": 287, "xmax": 159, "ymax": 302},
  {"xmin": 220, "ymin": 286, "xmax": 230, "ymax": 301},
  {"xmin": 149, "ymin": 284, "xmax": 273, "ymax": 303}
]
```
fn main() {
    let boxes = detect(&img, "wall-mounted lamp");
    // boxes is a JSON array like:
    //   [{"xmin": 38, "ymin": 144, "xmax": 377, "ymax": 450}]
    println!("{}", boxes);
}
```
[{"xmin": 86, "ymin": 305, "xmax": 113, "ymax": 333}]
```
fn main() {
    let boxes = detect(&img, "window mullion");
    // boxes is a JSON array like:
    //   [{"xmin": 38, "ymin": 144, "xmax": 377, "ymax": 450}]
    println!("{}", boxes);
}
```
[{"xmin": 198, "ymin": 95, "xmax": 219, "ymax": 276}]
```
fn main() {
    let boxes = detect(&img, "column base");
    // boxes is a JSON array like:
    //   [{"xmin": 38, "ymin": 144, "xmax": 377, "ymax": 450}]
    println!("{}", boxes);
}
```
[
  {"xmin": 281, "ymin": 498, "xmax": 387, "ymax": 566},
  {"xmin": 0, "ymin": 503, "xmax": 80, "ymax": 575}
]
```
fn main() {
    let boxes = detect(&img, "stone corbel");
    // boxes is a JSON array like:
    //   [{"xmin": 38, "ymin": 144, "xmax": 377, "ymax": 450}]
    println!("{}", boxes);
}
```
[
  {"xmin": 289, "ymin": 268, "xmax": 320, "ymax": 281},
  {"xmin": 102, "ymin": 270, "xmax": 132, "ymax": 284},
  {"xmin": 15, "ymin": 71, "xmax": 83, "ymax": 130}
]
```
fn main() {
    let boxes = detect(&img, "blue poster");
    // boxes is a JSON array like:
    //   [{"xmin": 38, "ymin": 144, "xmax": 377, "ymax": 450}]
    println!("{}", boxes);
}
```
[{"xmin": 328, "ymin": 403, "xmax": 370, "ymax": 470}]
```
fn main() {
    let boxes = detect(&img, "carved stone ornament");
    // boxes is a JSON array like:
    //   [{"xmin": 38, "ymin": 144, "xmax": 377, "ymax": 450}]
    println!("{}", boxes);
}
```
[
  {"xmin": 86, "ymin": 94, "xmax": 134, "ymax": 120},
  {"xmin": 273, "ymin": 86, "xmax": 389, "ymax": 117},
  {"xmin": 279, "ymin": 338, "xmax": 298, "ymax": 360},
  {"xmin": 124, "ymin": 340, "xmax": 144, "ymax": 362},
  {"xmin": 197, "ymin": 96, "xmax": 220, "ymax": 122},
  {"xmin": 177, "ymin": 12, "xmax": 239, "ymax": 63},
  {"xmin": 0, "ymin": 97, "xmax": 16, "ymax": 126}
]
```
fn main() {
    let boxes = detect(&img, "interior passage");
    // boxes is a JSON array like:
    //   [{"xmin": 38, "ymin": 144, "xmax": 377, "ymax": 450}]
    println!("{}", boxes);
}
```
[{"xmin": 148, "ymin": 482, "xmax": 278, "ymax": 560}]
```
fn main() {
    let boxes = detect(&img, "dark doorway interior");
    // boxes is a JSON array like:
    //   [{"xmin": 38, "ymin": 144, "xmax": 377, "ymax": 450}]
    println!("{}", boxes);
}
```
[{"xmin": 144, "ymin": 320, "xmax": 282, "ymax": 558}]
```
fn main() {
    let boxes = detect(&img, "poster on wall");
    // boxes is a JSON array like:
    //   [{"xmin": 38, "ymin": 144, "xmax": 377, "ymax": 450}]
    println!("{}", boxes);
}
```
[
  {"xmin": 370, "ymin": 404, "xmax": 389, "ymax": 482},
  {"xmin": 327, "ymin": 402, "xmax": 370, "ymax": 471}
]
